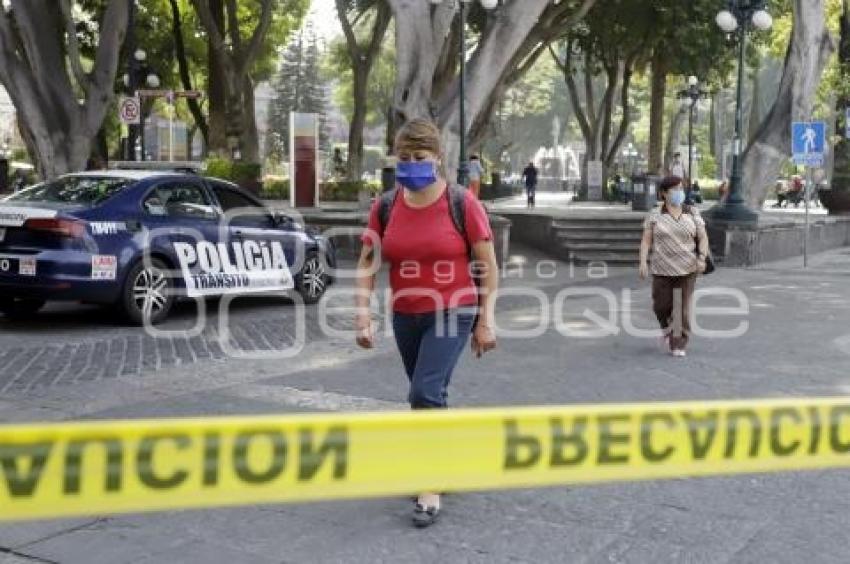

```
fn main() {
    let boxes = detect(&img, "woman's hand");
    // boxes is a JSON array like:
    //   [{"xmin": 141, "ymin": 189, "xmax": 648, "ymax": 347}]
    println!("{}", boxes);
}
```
[
  {"xmin": 639, "ymin": 262, "xmax": 649, "ymax": 280},
  {"xmin": 355, "ymin": 311, "xmax": 375, "ymax": 349},
  {"xmin": 472, "ymin": 323, "xmax": 497, "ymax": 358},
  {"xmin": 697, "ymin": 258, "xmax": 707, "ymax": 274}
]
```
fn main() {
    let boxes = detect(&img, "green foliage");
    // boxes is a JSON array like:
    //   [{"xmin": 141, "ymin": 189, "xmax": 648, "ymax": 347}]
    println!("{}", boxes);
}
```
[
  {"xmin": 205, "ymin": 157, "xmax": 262, "ymax": 184},
  {"xmin": 107, "ymin": 0, "xmax": 308, "ymax": 153},
  {"xmin": 324, "ymin": 30, "xmax": 395, "ymax": 128},
  {"xmin": 265, "ymin": 24, "xmax": 329, "ymax": 162},
  {"xmin": 261, "ymin": 178, "xmax": 290, "ymax": 200},
  {"xmin": 321, "ymin": 180, "xmax": 381, "ymax": 202},
  {"xmin": 645, "ymin": 0, "xmax": 739, "ymax": 86},
  {"xmin": 11, "ymin": 148, "xmax": 30, "ymax": 163}
]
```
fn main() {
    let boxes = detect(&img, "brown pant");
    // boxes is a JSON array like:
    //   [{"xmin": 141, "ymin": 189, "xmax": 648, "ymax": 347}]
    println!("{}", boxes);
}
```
[
  {"xmin": 652, "ymin": 274, "xmax": 697, "ymax": 350},
  {"xmin": 469, "ymin": 180, "xmax": 481, "ymax": 199}
]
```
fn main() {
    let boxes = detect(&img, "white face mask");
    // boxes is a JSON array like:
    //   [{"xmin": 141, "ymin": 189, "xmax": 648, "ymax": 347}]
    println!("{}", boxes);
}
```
[{"xmin": 668, "ymin": 189, "xmax": 686, "ymax": 207}]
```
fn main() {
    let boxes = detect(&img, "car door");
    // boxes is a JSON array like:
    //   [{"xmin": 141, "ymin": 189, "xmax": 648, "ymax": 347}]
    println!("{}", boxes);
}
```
[
  {"xmin": 207, "ymin": 181, "xmax": 296, "ymax": 294},
  {"xmin": 141, "ymin": 179, "xmax": 223, "ymax": 297}
]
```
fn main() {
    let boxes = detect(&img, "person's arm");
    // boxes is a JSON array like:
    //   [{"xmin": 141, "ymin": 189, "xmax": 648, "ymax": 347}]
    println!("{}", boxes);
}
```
[
  {"xmin": 471, "ymin": 240, "xmax": 498, "ymax": 357},
  {"xmin": 696, "ymin": 223, "xmax": 709, "ymax": 270},
  {"xmin": 639, "ymin": 222, "xmax": 653, "ymax": 280},
  {"xmin": 356, "ymin": 202, "xmax": 383, "ymax": 348},
  {"xmin": 355, "ymin": 244, "xmax": 377, "ymax": 348}
]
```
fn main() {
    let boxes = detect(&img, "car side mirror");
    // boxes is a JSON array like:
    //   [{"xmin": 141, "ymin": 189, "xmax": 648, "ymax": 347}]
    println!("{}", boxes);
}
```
[
  {"xmin": 272, "ymin": 211, "xmax": 303, "ymax": 231},
  {"xmin": 272, "ymin": 210, "xmax": 289, "ymax": 226}
]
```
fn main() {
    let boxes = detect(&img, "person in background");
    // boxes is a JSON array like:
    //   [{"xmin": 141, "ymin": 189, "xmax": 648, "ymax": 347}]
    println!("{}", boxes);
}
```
[
  {"xmin": 687, "ymin": 180, "xmax": 702, "ymax": 205},
  {"xmin": 522, "ymin": 161, "xmax": 538, "ymax": 208},
  {"xmin": 11, "ymin": 169, "xmax": 27, "ymax": 193},
  {"xmin": 639, "ymin": 175, "xmax": 709, "ymax": 358},
  {"xmin": 468, "ymin": 155, "xmax": 484, "ymax": 199},
  {"xmin": 355, "ymin": 118, "xmax": 498, "ymax": 528},
  {"xmin": 669, "ymin": 152, "xmax": 685, "ymax": 179},
  {"xmin": 773, "ymin": 180, "xmax": 789, "ymax": 208},
  {"xmin": 717, "ymin": 179, "xmax": 729, "ymax": 203}
]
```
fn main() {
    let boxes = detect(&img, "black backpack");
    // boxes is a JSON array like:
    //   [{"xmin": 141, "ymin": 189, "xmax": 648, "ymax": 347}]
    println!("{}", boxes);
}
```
[{"xmin": 377, "ymin": 184, "xmax": 471, "ymax": 257}]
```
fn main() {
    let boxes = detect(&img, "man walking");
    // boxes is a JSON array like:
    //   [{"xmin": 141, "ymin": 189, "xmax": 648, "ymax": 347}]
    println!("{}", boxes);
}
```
[
  {"xmin": 522, "ymin": 161, "xmax": 538, "ymax": 209},
  {"xmin": 468, "ymin": 155, "xmax": 484, "ymax": 199},
  {"xmin": 669, "ymin": 152, "xmax": 685, "ymax": 179}
]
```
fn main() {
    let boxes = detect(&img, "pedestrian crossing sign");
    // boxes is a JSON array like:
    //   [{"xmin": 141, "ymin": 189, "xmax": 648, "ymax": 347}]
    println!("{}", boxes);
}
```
[{"xmin": 792, "ymin": 121, "xmax": 825, "ymax": 166}]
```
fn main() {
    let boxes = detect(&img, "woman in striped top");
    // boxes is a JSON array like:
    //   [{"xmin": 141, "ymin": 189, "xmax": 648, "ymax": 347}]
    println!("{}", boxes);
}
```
[{"xmin": 639, "ymin": 176, "xmax": 710, "ymax": 357}]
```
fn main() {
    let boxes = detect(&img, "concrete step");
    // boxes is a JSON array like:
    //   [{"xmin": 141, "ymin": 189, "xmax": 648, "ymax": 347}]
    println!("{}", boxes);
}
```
[
  {"xmin": 555, "ymin": 230, "xmax": 643, "ymax": 242},
  {"xmin": 560, "ymin": 241, "xmax": 640, "ymax": 252},
  {"xmin": 552, "ymin": 220, "xmax": 645, "ymax": 231},
  {"xmin": 568, "ymin": 250, "xmax": 641, "ymax": 265}
]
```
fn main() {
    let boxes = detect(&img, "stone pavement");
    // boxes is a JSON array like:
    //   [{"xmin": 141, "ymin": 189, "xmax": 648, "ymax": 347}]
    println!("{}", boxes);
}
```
[{"xmin": 1, "ymin": 244, "xmax": 850, "ymax": 563}]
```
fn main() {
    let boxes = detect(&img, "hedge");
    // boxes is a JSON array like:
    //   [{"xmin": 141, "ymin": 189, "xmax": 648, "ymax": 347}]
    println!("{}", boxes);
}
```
[
  {"xmin": 321, "ymin": 180, "xmax": 382, "ymax": 202},
  {"xmin": 262, "ymin": 178, "xmax": 289, "ymax": 200}
]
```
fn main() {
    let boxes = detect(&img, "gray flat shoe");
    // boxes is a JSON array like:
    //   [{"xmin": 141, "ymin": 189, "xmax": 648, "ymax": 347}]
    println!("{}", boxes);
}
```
[{"xmin": 412, "ymin": 503, "xmax": 440, "ymax": 528}]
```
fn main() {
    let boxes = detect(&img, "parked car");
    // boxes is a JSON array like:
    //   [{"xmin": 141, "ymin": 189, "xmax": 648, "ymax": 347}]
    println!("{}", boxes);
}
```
[{"xmin": 0, "ymin": 169, "xmax": 334, "ymax": 324}]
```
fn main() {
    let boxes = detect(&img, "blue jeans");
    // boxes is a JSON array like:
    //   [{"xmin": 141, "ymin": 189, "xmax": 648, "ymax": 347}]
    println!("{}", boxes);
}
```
[{"xmin": 392, "ymin": 309, "xmax": 476, "ymax": 409}]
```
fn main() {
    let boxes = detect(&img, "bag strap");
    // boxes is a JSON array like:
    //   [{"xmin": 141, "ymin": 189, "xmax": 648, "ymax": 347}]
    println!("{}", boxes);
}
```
[
  {"xmin": 446, "ymin": 184, "xmax": 470, "ymax": 256},
  {"xmin": 377, "ymin": 188, "xmax": 399, "ymax": 237}
]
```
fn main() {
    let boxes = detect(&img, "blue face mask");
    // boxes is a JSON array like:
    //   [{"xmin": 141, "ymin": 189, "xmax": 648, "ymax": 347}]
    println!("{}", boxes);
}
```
[
  {"xmin": 668, "ymin": 190, "xmax": 686, "ymax": 207},
  {"xmin": 396, "ymin": 161, "xmax": 437, "ymax": 192}
]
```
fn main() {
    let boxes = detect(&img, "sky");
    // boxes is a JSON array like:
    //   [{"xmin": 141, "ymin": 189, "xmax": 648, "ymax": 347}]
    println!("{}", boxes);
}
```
[{"xmin": 306, "ymin": 0, "xmax": 342, "ymax": 43}]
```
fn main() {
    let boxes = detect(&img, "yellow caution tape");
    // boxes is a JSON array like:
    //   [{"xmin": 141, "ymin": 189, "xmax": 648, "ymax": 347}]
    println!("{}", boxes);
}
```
[{"xmin": 2, "ymin": 396, "xmax": 850, "ymax": 521}]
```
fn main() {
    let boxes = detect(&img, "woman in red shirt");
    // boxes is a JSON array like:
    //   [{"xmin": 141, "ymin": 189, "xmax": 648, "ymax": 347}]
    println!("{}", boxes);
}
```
[{"xmin": 355, "ymin": 119, "xmax": 499, "ymax": 528}]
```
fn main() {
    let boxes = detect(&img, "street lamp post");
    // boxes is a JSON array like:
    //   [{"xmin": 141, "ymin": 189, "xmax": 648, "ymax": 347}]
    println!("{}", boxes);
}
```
[
  {"xmin": 123, "ymin": 49, "xmax": 160, "ymax": 162},
  {"xmin": 712, "ymin": 0, "xmax": 772, "ymax": 225},
  {"xmin": 430, "ymin": 0, "xmax": 498, "ymax": 186},
  {"xmin": 623, "ymin": 143, "xmax": 639, "ymax": 177},
  {"xmin": 125, "ymin": 0, "xmax": 138, "ymax": 161},
  {"xmin": 676, "ymin": 76, "xmax": 708, "ymax": 189}
]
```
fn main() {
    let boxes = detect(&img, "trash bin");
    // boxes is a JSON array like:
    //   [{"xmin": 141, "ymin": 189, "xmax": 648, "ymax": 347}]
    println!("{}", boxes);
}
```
[
  {"xmin": 380, "ymin": 156, "xmax": 397, "ymax": 193},
  {"xmin": 631, "ymin": 174, "xmax": 659, "ymax": 211},
  {"xmin": 487, "ymin": 214, "xmax": 511, "ymax": 268}
]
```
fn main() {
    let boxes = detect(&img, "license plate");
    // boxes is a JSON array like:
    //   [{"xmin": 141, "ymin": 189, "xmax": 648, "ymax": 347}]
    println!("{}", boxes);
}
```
[
  {"xmin": 0, "ymin": 228, "xmax": 5, "ymax": 242},
  {"xmin": 0, "ymin": 256, "xmax": 16, "ymax": 275},
  {"xmin": 0, "ymin": 256, "xmax": 35, "ymax": 276},
  {"xmin": 19, "ymin": 257, "xmax": 36, "ymax": 276}
]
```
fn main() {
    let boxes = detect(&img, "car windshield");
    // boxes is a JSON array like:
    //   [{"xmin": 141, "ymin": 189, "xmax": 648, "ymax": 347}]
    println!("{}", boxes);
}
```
[{"xmin": 5, "ymin": 176, "xmax": 131, "ymax": 206}]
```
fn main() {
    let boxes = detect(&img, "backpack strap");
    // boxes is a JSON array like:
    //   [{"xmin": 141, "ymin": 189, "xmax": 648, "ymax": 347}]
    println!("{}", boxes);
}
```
[
  {"xmin": 446, "ymin": 184, "xmax": 469, "ymax": 253},
  {"xmin": 377, "ymin": 188, "xmax": 399, "ymax": 237}
]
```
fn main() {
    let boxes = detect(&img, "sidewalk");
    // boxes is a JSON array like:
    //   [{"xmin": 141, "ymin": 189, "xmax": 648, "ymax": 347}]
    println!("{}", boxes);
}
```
[{"xmin": 1, "ymin": 246, "xmax": 850, "ymax": 562}]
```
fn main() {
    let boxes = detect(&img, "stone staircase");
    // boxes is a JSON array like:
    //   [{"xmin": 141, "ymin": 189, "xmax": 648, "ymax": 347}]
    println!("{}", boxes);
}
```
[{"xmin": 550, "ymin": 216, "xmax": 644, "ymax": 265}]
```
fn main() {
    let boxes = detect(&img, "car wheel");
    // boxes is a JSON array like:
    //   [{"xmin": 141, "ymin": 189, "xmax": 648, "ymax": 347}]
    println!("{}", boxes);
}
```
[
  {"xmin": 121, "ymin": 258, "xmax": 174, "ymax": 325},
  {"xmin": 0, "ymin": 297, "xmax": 46, "ymax": 319},
  {"xmin": 297, "ymin": 252, "xmax": 328, "ymax": 304}
]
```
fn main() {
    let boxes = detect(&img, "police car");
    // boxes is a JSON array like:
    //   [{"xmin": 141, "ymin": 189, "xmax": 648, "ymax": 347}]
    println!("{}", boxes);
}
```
[{"xmin": 0, "ymin": 168, "xmax": 334, "ymax": 324}]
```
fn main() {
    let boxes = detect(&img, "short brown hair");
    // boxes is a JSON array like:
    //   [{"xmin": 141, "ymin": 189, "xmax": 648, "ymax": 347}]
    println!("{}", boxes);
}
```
[
  {"xmin": 394, "ymin": 118, "xmax": 443, "ymax": 157},
  {"xmin": 658, "ymin": 175, "xmax": 683, "ymax": 193}
]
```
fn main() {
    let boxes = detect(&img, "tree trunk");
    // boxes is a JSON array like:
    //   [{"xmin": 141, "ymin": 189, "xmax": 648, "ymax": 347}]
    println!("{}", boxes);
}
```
[
  {"xmin": 831, "ymin": 0, "xmax": 850, "ymax": 191},
  {"xmin": 664, "ymin": 104, "xmax": 688, "ymax": 172},
  {"xmin": 0, "ymin": 0, "xmax": 129, "ymax": 178},
  {"xmin": 742, "ymin": 0, "xmax": 835, "ymax": 207},
  {"xmin": 648, "ymin": 51, "xmax": 667, "ymax": 175},
  {"xmin": 387, "ymin": 0, "xmax": 595, "ymax": 173},
  {"xmin": 193, "ymin": 0, "xmax": 273, "ymax": 163},
  {"xmin": 170, "ymin": 0, "xmax": 208, "ymax": 147},
  {"xmin": 337, "ymin": 0, "xmax": 391, "ymax": 179},
  {"xmin": 207, "ymin": 0, "xmax": 227, "ymax": 155},
  {"xmin": 187, "ymin": 124, "xmax": 198, "ymax": 160},
  {"xmin": 348, "ymin": 72, "xmax": 368, "ymax": 179},
  {"xmin": 241, "ymin": 75, "xmax": 260, "ymax": 163}
]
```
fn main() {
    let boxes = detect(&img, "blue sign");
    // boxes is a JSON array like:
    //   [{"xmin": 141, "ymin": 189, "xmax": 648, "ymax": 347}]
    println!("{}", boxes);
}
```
[{"xmin": 792, "ymin": 121, "xmax": 826, "ymax": 167}]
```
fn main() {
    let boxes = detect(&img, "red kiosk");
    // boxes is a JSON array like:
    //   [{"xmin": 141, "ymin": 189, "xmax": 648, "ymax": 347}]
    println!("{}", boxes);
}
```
[{"xmin": 289, "ymin": 112, "xmax": 320, "ymax": 208}]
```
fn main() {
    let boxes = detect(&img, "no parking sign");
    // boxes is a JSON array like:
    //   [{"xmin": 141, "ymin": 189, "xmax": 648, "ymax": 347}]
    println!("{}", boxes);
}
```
[{"xmin": 118, "ymin": 96, "xmax": 141, "ymax": 125}]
